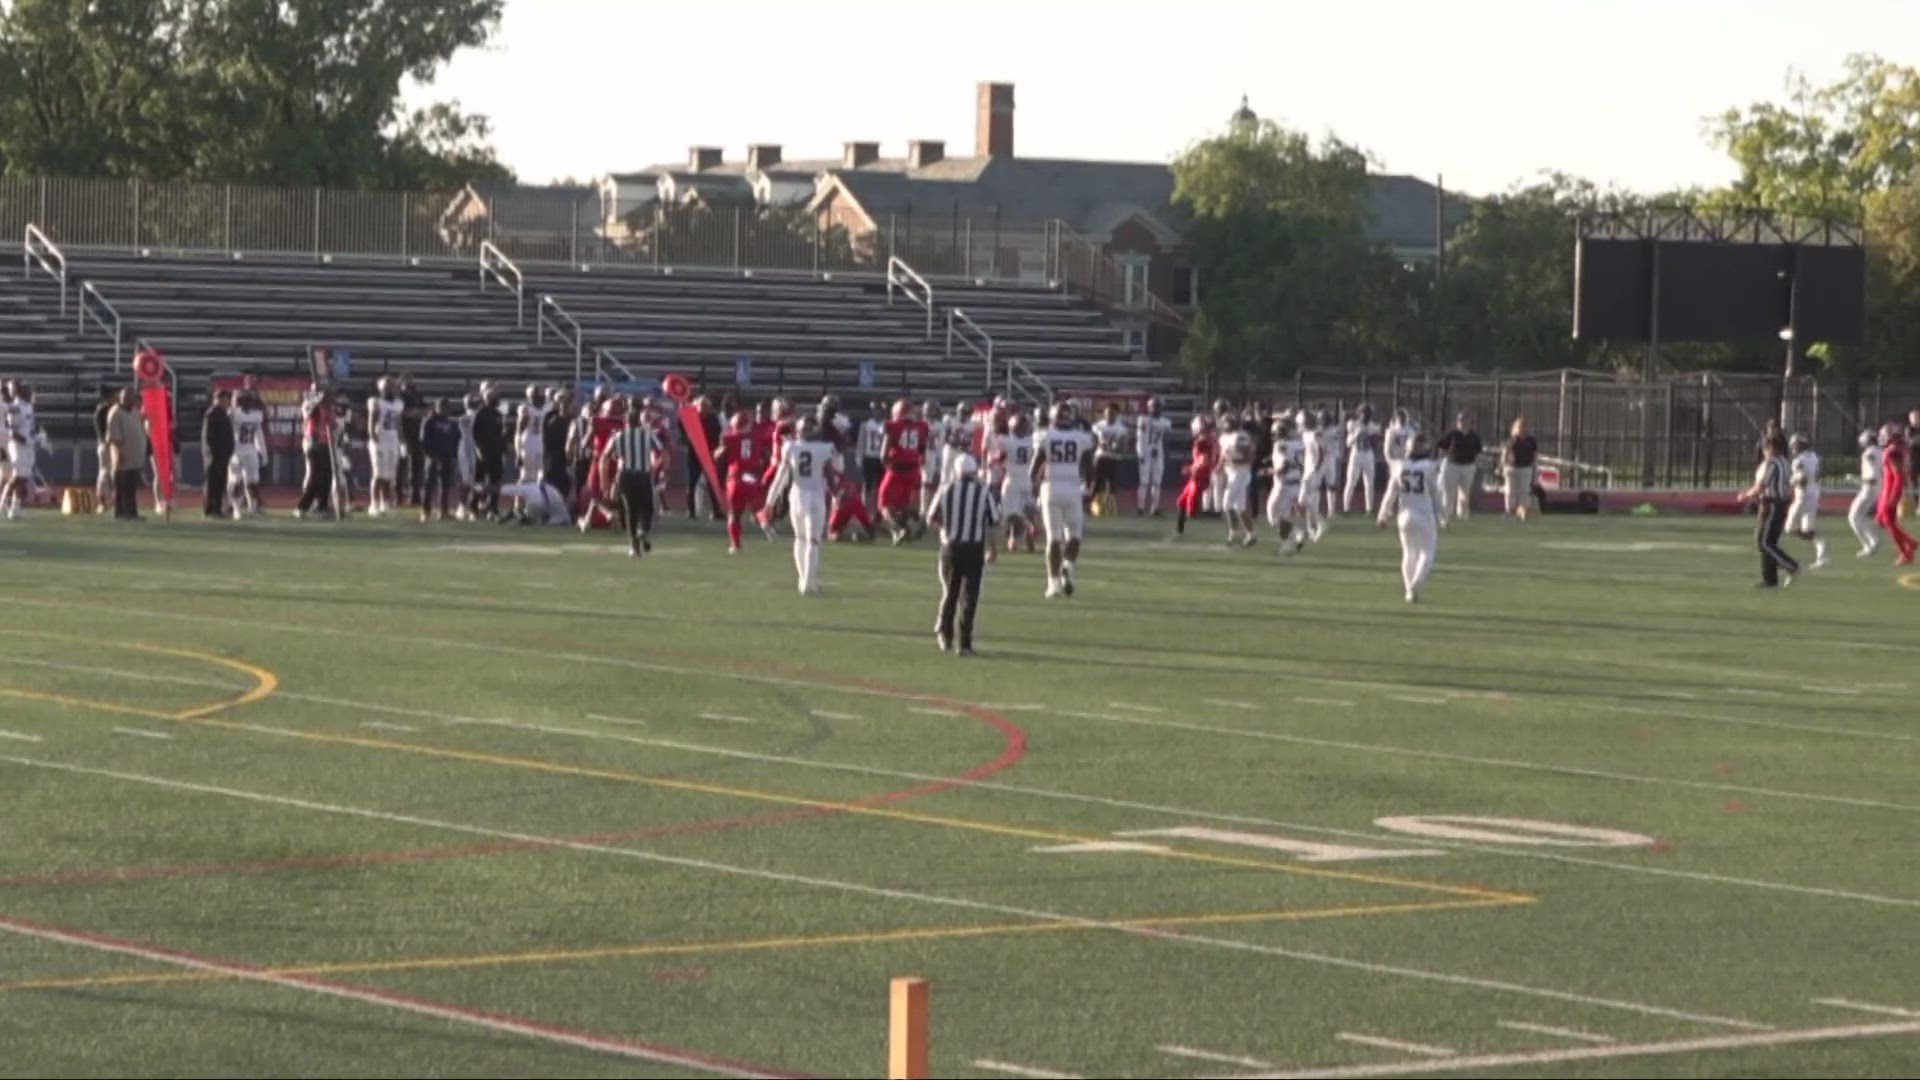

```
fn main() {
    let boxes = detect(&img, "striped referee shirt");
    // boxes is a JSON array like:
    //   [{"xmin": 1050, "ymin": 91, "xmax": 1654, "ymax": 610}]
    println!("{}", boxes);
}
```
[
  {"xmin": 932, "ymin": 475, "xmax": 1000, "ymax": 545},
  {"xmin": 608, "ymin": 424, "xmax": 658, "ymax": 473},
  {"xmin": 1755, "ymin": 456, "xmax": 1791, "ymax": 503}
]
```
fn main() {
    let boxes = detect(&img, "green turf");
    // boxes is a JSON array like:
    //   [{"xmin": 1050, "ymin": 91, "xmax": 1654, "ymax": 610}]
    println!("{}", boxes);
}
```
[{"xmin": 0, "ymin": 506, "xmax": 1914, "ymax": 1078}]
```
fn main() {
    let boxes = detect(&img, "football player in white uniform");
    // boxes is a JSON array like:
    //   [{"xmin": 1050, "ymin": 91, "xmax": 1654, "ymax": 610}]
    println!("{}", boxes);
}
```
[
  {"xmin": 1343, "ymin": 403, "xmax": 1381, "ymax": 514},
  {"xmin": 1787, "ymin": 433, "xmax": 1830, "ymax": 569},
  {"xmin": 1383, "ymin": 407, "xmax": 1417, "ymax": 478},
  {"xmin": 1030, "ymin": 402, "xmax": 1095, "ymax": 598},
  {"xmin": 230, "ymin": 389, "xmax": 269, "ymax": 518},
  {"xmin": 1218, "ymin": 416, "xmax": 1258, "ymax": 547},
  {"xmin": 859, "ymin": 404, "xmax": 888, "ymax": 507},
  {"xmin": 1298, "ymin": 410, "xmax": 1328, "ymax": 542},
  {"xmin": 767, "ymin": 416, "xmax": 839, "ymax": 595},
  {"xmin": 1134, "ymin": 397, "xmax": 1172, "ymax": 515},
  {"xmin": 1266, "ymin": 416, "xmax": 1309, "ymax": 554},
  {"xmin": 1377, "ymin": 431, "xmax": 1444, "ymax": 602},
  {"xmin": 995, "ymin": 410, "xmax": 1038, "ymax": 554},
  {"xmin": 920, "ymin": 401, "xmax": 947, "ymax": 518},
  {"xmin": 1206, "ymin": 398, "xmax": 1233, "ymax": 514},
  {"xmin": 1090, "ymin": 403, "xmax": 1130, "ymax": 516},
  {"xmin": 367, "ymin": 378, "xmax": 404, "ymax": 515},
  {"xmin": 1, "ymin": 382, "xmax": 44, "ymax": 518},
  {"xmin": 1849, "ymin": 429, "xmax": 1884, "ymax": 557},
  {"xmin": 1317, "ymin": 407, "xmax": 1343, "ymax": 520},
  {"xmin": 940, "ymin": 404, "xmax": 978, "ymax": 484}
]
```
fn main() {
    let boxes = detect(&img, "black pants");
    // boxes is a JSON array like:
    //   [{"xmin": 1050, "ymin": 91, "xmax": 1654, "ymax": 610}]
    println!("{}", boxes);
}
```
[
  {"xmin": 1757, "ymin": 500, "xmax": 1799, "ymax": 584},
  {"xmin": 617, "ymin": 470, "xmax": 655, "ymax": 546},
  {"xmin": 572, "ymin": 457, "xmax": 593, "ymax": 506},
  {"xmin": 472, "ymin": 452, "xmax": 504, "ymax": 516},
  {"xmin": 422, "ymin": 456, "xmax": 456, "ymax": 516},
  {"xmin": 937, "ymin": 541, "xmax": 986, "ymax": 649},
  {"xmin": 402, "ymin": 444, "xmax": 426, "ymax": 506},
  {"xmin": 204, "ymin": 453, "xmax": 230, "ymax": 516},
  {"xmin": 1092, "ymin": 457, "xmax": 1119, "ymax": 496},
  {"xmin": 114, "ymin": 468, "xmax": 142, "ymax": 519},
  {"xmin": 297, "ymin": 445, "xmax": 333, "ymax": 514},
  {"xmin": 544, "ymin": 457, "xmax": 573, "ymax": 506}
]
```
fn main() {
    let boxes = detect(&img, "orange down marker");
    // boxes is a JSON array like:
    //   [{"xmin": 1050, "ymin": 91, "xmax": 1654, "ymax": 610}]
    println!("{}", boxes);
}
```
[{"xmin": 888, "ymin": 976, "xmax": 930, "ymax": 1080}]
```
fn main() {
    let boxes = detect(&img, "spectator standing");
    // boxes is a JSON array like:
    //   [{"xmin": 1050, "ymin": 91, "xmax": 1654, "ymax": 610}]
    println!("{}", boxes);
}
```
[
  {"xmin": 1434, "ymin": 412, "xmax": 1484, "ymax": 525},
  {"xmin": 201, "ymin": 389, "xmax": 235, "ymax": 519},
  {"xmin": 104, "ymin": 388, "xmax": 147, "ymax": 521},
  {"xmin": 294, "ymin": 387, "xmax": 335, "ymax": 518},
  {"xmin": 542, "ymin": 389, "xmax": 573, "ymax": 507},
  {"xmin": 93, "ymin": 385, "xmax": 115, "ymax": 512},
  {"xmin": 398, "ymin": 373, "xmax": 428, "ymax": 508},
  {"xmin": 1502, "ymin": 417, "xmax": 1539, "ymax": 520},
  {"xmin": 418, "ymin": 398, "xmax": 462, "ymax": 522},
  {"xmin": 469, "ymin": 383, "xmax": 506, "ymax": 520}
]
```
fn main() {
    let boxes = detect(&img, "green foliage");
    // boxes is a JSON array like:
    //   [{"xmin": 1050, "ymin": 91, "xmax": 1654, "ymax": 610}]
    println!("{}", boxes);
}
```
[
  {"xmin": 0, "ymin": 0, "xmax": 508, "ymax": 189},
  {"xmin": 1173, "ymin": 116, "xmax": 1413, "ymax": 377}
]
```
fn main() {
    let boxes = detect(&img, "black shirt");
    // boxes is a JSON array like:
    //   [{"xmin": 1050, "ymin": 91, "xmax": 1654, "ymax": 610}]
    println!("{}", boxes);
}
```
[
  {"xmin": 93, "ymin": 401, "xmax": 112, "ymax": 441},
  {"xmin": 201, "ymin": 405, "xmax": 235, "ymax": 457},
  {"xmin": 422, "ymin": 414, "xmax": 460, "ymax": 461},
  {"xmin": 472, "ymin": 403, "xmax": 506, "ymax": 454},
  {"xmin": 542, "ymin": 408, "xmax": 569, "ymax": 460},
  {"xmin": 1506, "ymin": 434, "xmax": 1538, "ymax": 468},
  {"xmin": 1435, "ymin": 429, "xmax": 1483, "ymax": 465},
  {"xmin": 400, "ymin": 392, "xmax": 428, "ymax": 448}
]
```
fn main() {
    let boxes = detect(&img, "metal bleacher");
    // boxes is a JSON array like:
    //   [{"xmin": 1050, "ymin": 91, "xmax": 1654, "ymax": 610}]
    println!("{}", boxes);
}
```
[{"xmin": 1, "ymin": 227, "xmax": 1176, "ymax": 447}]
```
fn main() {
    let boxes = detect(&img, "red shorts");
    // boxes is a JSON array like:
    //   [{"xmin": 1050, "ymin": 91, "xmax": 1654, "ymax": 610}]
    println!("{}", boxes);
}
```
[
  {"xmin": 1178, "ymin": 469, "xmax": 1211, "ymax": 515},
  {"xmin": 877, "ymin": 467, "xmax": 920, "ymax": 512},
  {"xmin": 726, "ymin": 475, "xmax": 765, "ymax": 514}
]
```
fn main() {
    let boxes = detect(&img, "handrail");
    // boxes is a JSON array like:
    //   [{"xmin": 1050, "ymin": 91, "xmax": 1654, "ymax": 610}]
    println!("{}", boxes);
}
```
[
  {"xmin": 22, "ymin": 224, "xmax": 69, "ymax": 315},
  {"xmin": 885, "ymin": 255, "xmax": 934, "ymax": 339},
  {"xmin": 537, "ymin": 294, "xmax": 584, "ymax": 383},
  {"xmin": 479, "ymin": 240, "xmax": 525, "ymax": 326},
  {"xmin": 594, "ymin": 347, "xmax": 637, "ymax": 385},
  {"xmin": 1002, "ymin": 355, "xmax": 1052, "ymax": 410},
  {"xmin": 77, "ymin": 280, "xmax": 128, "ymax": 371},
  {"xmin": 946, "ymin": 308, "xmax": 994, "ymax": 392}
]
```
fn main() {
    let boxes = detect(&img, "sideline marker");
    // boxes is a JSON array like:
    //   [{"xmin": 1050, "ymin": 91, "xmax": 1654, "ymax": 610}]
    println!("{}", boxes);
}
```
[{"xmin": 888, "ymin": 976, "xmax": 930, "ymax": 1080}]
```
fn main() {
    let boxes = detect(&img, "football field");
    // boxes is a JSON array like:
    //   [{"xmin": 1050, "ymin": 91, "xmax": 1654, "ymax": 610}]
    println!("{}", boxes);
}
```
[{"xmin": 0, "ymin": 508, "xmax": 1914, "ymax": 1078}]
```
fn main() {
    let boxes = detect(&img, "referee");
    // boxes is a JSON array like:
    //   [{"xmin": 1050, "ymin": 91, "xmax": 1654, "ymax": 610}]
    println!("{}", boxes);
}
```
[
  {"xmin": 599, "ymin": 404, "xmax": 660, "ymax": 558},
  {"xmin": 928, "ymin": 454, "xmax": 1000, "ymax": 656},
  {"xmin": 1738, "ymin": 432, "xmax": 1799, "ymax": 588}
]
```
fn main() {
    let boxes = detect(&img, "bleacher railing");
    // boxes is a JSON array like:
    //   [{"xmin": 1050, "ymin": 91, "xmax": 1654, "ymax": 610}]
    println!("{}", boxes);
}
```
[
  {"xmin": 479, "ymin": 241, "xmax": 524, "ymax": 326},
  {"xmin": 946, "ymin": 308, "xmax": 993, "ymax": 392},
  {"xmin": 885, "ymin": 256, "xmax": 934, "ymax": 339},
  {"xmin": 22, "ymin": 223, "xmax": 68, "ymax": 314},
  {"xmin": 536, "ymin": 294, "xmax": 584, "ymax": 383},
  {"xmin": 593, "ymin": 347, "xmax": 638, "ymax": 385},
  {"xmin": 77, "ymin": 281, "xmax": 127, "ymax": 371}
]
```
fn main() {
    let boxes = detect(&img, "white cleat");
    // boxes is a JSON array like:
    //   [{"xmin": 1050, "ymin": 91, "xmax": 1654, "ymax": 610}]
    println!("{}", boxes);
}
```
[
  {"xmin": 1811, "ymin": 557, "xmax": 1830, "ymax": 570},
  {"xmin": 1405, "ymin": 591, "xmax": 1418, "ymax": 603},
  {"xmin": 1044, "ymin": 580, "xmax": 1062, "ymax": 599}
]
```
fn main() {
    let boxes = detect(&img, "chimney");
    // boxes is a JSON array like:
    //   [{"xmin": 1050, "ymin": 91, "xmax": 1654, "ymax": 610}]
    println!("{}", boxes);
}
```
[
  {"xmin": 688, "ymin": 146, "xmax": 723, "ymax": 172},
  {"xmin": 976, "ymin": 81, "xmax": 1014, "ymax": 158},
  {"xmin": 907, "ymin": 140, "xmax": 945, "ymax": 169},
  {"xmin": 746, "ymin": 144, "xmax": 782, "ymax": 172},
  {"xmin": 843, "ymin": 141, "xmax": 880, "ymax": 168}
]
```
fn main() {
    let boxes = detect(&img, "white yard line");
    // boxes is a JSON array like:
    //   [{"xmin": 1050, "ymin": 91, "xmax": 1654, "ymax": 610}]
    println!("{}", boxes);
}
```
[
  {"xmin": 971, "ymin": 1061, "xmax": 1083, "ymax": 1079},
  {"xmin": 808, "ymin": 709, "xmax": 862, "ymax": 721},
  {"xmin": 1105, "ymin": 702, "xmax": 1164, "ymax": 713},
  {"xmin": 1565, "ymin": 698, "xmax": 1919, "ymax": 743},
  {"xmin": 1495, "ymin": 1020, "xmax": 1614, "ymax": 1043},
  {"xmin": 110, "ymin": 727, "xmax": 173, "ymax": 741},
  {"xmin": 1335, "ymin": 1033, "xmax": 1455, "ymax": 1057},
  {"xmin": 1297, "ymin": 698, "xmax": 1356, "ymax": 708},
  {"xmin": 1812, "ymin": 997, "xmax": 1920, "ymax": 1019},
  {"xmin": 585, "ymin": 713, "xmax": 649, "ymax": 728},
  {"xmin": 1722, "ymin": 687, "xmax": 1782, "ymax": 698},
  {"xmin": 1224, "ymin": 1020, "xmax": 1920, "ymax": 1079},
  {"xmin": 698, "ymin": 713, "xmax": 759, "ymax": 725},
  {"xmin": 1203, "ymin": 699, "xmax": 1259, "ymax": 710},
  {"xmin": 1387, "ymin": 695, "xmax": 1449, "ymax": 706},
  {"xmin": 0, "ymin": 914, "xmax": 786, "ymax": 1078},
  {"xmin": 359, "ymin": 721, "xmax": 417, "ymax": 733},
  {"xmin": 0, "ymin": 753, "xmax": 1772, "ymax": 1033},
  {"xmin": 0, "ymin": 729, "xmax": 43, "ymax": 743},
  {"xmin": 0, "ymin": 655, "xmax": 249, "ymax": 692},
  {"xmin": 1801, "ymin": 685, "xmax": 1863, "ymax": 696},
  {"xmin": 1161, "ymin": 1044, "xmax": 1275, "ymax": 1068},
  {"xmin": 908, "ymin": 707, "xmax": 964, "ymax": 718},
  {"xmin": 248, "ymin": 693, "xmax": 1920, "ymax": 911}
]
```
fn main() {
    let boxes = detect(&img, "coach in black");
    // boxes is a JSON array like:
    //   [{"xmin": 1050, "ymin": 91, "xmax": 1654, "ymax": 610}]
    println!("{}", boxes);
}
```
[
  {"xmin": 200, "ymin": 388, "xmax": 235, "ymax": 519},
  {"xmin": 1738, "ymin": 433, "xmax": 1800, "ymax": 588},
  {"xmin": 470, "ymin": 383, "xmax": 506, "ymax": 520},
  {"xmin": 928, "ymin": 454, "xmax": 1000, "ymax": 657}
]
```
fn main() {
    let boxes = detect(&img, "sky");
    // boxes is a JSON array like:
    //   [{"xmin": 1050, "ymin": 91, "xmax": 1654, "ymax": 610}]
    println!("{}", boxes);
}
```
[{"xmin": 411, "ymin": 0, "xmax": 1920, "ymax": 195}]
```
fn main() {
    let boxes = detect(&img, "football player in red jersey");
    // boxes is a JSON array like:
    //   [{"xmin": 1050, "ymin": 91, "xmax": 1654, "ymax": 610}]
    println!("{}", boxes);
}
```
[
  {"xmin": 878, "ymin": 399, "xmax": 930, "ymax": 544},
  {"xmin": 715, "ymin": 410, "xmax": 770, "ymax": 552},
  {"xmin": 1174, "ymin": 413, "xmax": 1218, "ymax": 538},
  {"xmin": 758, "ymin": 397, "xmax": 798, "ymax": 536}
]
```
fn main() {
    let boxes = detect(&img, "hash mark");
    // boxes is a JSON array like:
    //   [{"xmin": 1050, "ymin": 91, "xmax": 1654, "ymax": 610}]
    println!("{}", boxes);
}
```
[
  {"xmin": 0, "ymin": 729, "xmax": 43, "ymax": 743},
  {"xmin": 809, "ymin": 709, "xmax": 861, "ymax": 721},
  {"xmin": 1203, "ymin": 699, "xmax": 1259, "ymax": 710},
  {"xmin": 1159, "ymin": 1043, "xmax": 1274, "ymax": 1068},
  {"xmin": 1813, "ymin": 997, "xmax": 1920, "ymax": 1019},
  {"xmin": 1106, "ymin": 702, "xmax": 1164, "ymax": 713},
  {"xmin": 111, "ymin": 728, "xmax": 173, "ymax": 741},
  {"xmin": 1336, "ymin": 1032, "xmax": 1457, "ymax": 1056},
  {"xmin": 971, "ymin": 1061, "xmax": 1082, "ymax": 1079},
  {"xmin": 361, "ymin": 721, "xmax": 417, "ymax": 733},
  {"xmin": 1498, "ymin": 1020, "xmax": 1615, "ymax": 1043},
  {"xmin": 697, "ymin": 713, "xmax": 757, "ymax": 725}
]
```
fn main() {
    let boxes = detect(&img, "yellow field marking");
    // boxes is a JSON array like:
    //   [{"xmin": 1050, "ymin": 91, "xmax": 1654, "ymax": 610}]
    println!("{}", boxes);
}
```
[
  {"xmin": 0, "ymin": 630, "xmax": 278, "ymax": 721},
  {"xmin": 0, "ymin": 895, "xmax": 1524, "ymax": 993},
  {"xmin": 0, "ymin": 634, "xmax": 1529, "ymax": 904},
  {"xmin": 1897, "ymin": 573, "xmax": 1920, "ymax": 592}
]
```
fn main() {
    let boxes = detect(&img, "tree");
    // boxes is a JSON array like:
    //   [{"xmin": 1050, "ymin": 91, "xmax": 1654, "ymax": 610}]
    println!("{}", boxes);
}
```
[
  {"xmin": 0, "ymin": 0, "xmax": 509, "ymax": 189},
  {"xmin": 1172, "ymin": 109, "xmax": 1411, "ymax": 381}
]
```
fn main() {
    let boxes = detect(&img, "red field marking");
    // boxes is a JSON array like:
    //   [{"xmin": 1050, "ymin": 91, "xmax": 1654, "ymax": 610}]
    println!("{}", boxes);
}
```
[
  {"xmin": 1723, "ymin": 800, "xmax": 1747, "ymax": 813},
  {"xmin": 0, "ymin": 912, "xmax": 809, "ymax": 1079},
  {"xmin": 1714, "ymin": 764, "xmax": 1736, "ymax": 777},
  {"xmin": 1, "ymin": 682, "xmax": 1027, "ymax": 891}
]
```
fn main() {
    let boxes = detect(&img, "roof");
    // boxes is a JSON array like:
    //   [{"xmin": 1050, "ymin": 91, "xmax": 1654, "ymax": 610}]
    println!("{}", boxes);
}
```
[{"xmin": 453, "ymin": 182, "xmax": 598, "ymax": 232}]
